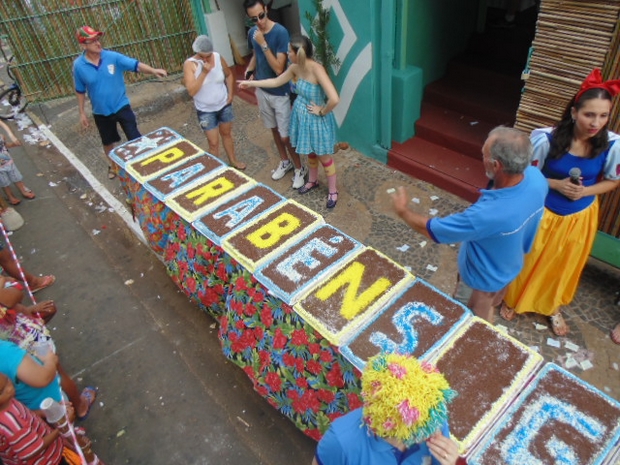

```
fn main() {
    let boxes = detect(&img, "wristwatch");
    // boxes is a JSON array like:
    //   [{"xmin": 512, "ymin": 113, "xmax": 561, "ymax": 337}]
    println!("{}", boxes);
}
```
[{"xmin": 261, "ymin": 44, "xmax": 269, "ymax": 52}]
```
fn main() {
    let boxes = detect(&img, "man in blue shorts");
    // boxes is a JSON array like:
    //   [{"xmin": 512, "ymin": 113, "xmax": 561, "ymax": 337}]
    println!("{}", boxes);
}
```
[
  {"xmin": 73, "ymin": 25, "xmax": 167, "ymax": 179},
  {"xmin": 243, "ymin": 0, "xmax": 307, "ymax": 189},
  {"xmin": 392, "ymin": 126, "xmax": 548, "ymax": 322}
]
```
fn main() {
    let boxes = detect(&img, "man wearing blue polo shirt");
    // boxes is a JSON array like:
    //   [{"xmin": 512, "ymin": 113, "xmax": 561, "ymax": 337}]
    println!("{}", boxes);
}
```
[
  {"xmin": 392, "ymin": 126, "xmax": 548, "ymax": 322},
  {"xmin": 73, "ymin": 25, "xmax": 167, "ymax": 179}
]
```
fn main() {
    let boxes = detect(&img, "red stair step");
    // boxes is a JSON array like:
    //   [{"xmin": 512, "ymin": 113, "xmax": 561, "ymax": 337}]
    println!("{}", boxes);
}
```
[
  {"xmin": 415, "ymin": 102, "xmax": 494, "ymax": 160},
  {"xmin": 388, "ymin": 137, "xmax": 486, "ymax": 203}
]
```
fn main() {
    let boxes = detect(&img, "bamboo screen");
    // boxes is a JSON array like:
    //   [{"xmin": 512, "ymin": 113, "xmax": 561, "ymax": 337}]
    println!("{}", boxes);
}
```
[
  {"xmin": 514, "ymin": 0, "xmax": 620, "ymax": 237},
  {"xmin": 0, "ymin": 0, "xmax": 197, "ymax": 102},
  {"xmin": 599, "ymin": 13, "xmax": 620, "ymax": 237}
]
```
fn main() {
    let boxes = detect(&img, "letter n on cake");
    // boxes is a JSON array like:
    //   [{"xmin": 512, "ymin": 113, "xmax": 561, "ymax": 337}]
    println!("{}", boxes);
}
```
[
  {"xmin": 220, "ymin": 200, "xmax": 324, "ymax": 273},
  {"xmin": 294, "ymin": 248, "xmax": 414, "ymax": 346}
]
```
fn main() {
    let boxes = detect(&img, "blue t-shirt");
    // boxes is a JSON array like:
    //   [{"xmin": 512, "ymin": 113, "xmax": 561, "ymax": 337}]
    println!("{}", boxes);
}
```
[
  {"xmin": 73, "ymin": 49, "xmax": 139, "ymax": 116},
  {"xmin": 530, "ymin": 131, "xmax": 620, "ymax": 215},
  {"xmin": 427, "ymin": 166, "xmax": 548, "ymax": 292},
  {"xmin": 316, "ymin": 408, "xmax": 449, "ymax": 465},
  {"xmin": 0, "ymin": 340, "xmax": 62, "ymax": 410},
  {"xmin": 247, "ymin": 23, "xmax": 289, "ymax": 96}
]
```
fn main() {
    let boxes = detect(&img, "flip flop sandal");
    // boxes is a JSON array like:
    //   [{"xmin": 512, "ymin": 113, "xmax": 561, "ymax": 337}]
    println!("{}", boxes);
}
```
[
  {"xmin": 232, "ymin": 161, "xmax": 247, "ymax": 171},
  {"xmin": 21, "ymin": 188, "xmax": 35, "ymax": 199},
  {"xmin": 7, "ymin": 198, "xmax": 20, "ymax": 205},
  {"xmin": 107, "ymin": 166, "xmax": 117, "ymax": 180},
  {"xmin": 499, "ymin": 302, "xmax": 516, "ymax": 321},
  {"xmin": 77, "ymin": 386, "xmax": 98, "ymax": 421},
  {"xmin": 31, "ymin": 275, "xmax": 56, "ymax": 293},
  {"xmin": 550, "ymin": 313, "xmax": 569, "ymax": 337}
]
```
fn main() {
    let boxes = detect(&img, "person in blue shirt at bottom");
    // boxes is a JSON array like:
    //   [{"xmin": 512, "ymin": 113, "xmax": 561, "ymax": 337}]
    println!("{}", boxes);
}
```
[
  {"xmin": 313, "ymin": 352, "xmax": 465, "ymax": 465},
  {"xmin": 392, "ymin": 126, "xmax": 548, "ymax": 323},
  {"xmin": 73, "ymin": 25, "xmax": 167, "ymax": 180}
]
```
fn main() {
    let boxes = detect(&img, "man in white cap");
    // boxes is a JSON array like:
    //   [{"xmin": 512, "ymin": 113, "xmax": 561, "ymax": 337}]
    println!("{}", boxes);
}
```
[{"xmin": 73, "ymin": 25, "xmax": 167, "ymax": 179}]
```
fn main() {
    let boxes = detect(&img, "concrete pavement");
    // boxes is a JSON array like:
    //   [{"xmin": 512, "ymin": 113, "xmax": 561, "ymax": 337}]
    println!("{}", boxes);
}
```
[{"xmin": 4, "ymin": 74, "xmax": 619, "ymax": 462}]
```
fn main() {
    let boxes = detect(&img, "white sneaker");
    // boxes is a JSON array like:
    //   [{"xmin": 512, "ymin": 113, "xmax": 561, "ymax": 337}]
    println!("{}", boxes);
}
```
[
  {"xmin": 272, "ymin": 160, "xmax": 293, "ymax": 180},
  {"xmin": 292, "ymin": 166, "xmax": 307, "ymax": 189}
]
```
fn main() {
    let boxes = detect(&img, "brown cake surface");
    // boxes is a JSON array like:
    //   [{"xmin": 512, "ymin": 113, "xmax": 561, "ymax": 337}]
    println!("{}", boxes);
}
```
[
  {"xmin": 434, "ymin": 320, "xmax": 533, "ymax": 443},
  {"xmin": 114, "ymin": 128, "xmax": 179, "ymax": 161},
  {"xmin": 146, "ymin": 155, "xmax": 223, "ymax": 197},
  {"xmin": 195, "ymin": 185, "xmax": 284, "ymax": 237},
  {"xmin": 298, "ymin": 248, "xmax": 410, "ymax": 335},
  {"xmin": 224, "ymin": 202, "xmax": 321, "ymax": 262},
  {"xmin": 128, "ymin": 140, "xmax": 202, "ymax": 178},
  {"xmin": 347, "ymin": 280, "xmax": 468, "ymax": 363},
  {"xmin": 471, "ymin": 365, "xmax": 620, "ymax": 464},
  {"xmin": 170, "ymin": 168, "xmax": 251, "ymax": 213}
]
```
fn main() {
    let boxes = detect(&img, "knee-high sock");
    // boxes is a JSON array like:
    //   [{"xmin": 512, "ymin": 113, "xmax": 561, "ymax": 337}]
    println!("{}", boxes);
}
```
[
  {"xmin": 321, "ymin": 157, "xmax": 337, "ymax": 193},
  {"xmin": 308, "ymin": 154, "xmax": 319, "ymax": 183}
]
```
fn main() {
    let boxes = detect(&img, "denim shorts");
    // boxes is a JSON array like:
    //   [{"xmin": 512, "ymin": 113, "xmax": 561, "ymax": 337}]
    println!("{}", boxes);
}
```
[{"xmin": 197, "ymin": 104, "xmax": 234, "ymax": 132}]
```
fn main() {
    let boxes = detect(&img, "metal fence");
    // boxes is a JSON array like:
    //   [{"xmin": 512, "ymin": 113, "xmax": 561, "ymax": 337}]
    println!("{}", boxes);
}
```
[{"xmin": 0, "ymin": 0, "xmax": 197, "ymax": 102}]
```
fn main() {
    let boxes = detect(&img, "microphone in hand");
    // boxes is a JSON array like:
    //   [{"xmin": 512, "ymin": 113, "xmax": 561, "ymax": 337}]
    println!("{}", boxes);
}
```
[{"xmin": 569, "ymin": 167, "xmax": 581, "ymax": 185}]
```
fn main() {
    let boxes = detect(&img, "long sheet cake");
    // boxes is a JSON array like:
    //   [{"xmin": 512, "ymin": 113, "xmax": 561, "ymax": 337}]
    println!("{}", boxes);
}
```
[
  {"xmin": 468, "ymin": 363, "xmax": 620, "ymax": 465},
  {"xmin": 193, "ymin": 184, "xmax": 285, "ymax": 246},
  {"xmin": 294, "ymin": 247, "xmax": 414, "ymax": 346},
  {"xmin": 430, "ymin": 318, "xmax": 543, "ymax": 454},
  {"xmin": 340, "ymin": 279, "xmax": 471, "ymax": 370},
  {"xmin": 254, "ymin": 224, "xmax": 363, "ymax": 305}
]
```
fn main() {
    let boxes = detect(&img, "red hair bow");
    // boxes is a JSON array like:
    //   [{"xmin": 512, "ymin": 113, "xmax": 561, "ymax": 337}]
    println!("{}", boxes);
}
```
[{"xmin": 575, "ymin": 68, "xmax": 620, "ymax": 102}]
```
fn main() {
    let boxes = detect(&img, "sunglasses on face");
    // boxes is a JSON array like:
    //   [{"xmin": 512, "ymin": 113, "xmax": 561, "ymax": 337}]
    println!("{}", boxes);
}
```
[
  {"xmin": 84, "ymin": 38, "xmax": 101, "ymax": 45},
  {"xmin": 250, "ymin": 11, "xmax": 267, "ymax": 23}
]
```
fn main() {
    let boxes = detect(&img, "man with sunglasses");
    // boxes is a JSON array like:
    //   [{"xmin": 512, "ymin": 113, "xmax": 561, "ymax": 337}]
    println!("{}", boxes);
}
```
[
  {"xmin": 73, "ymin": 25, "xmax": 167, "ymax": 180},
  {"xmin": 243, "ymin": 0, "xmax": 307, "ymax": 189}
]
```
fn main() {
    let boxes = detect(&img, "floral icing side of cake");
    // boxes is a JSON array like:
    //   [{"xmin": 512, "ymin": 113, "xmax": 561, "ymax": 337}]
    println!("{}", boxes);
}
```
[
  {"xmin": 294, "ymin": 248, "xmax": 414, "ymax": 346},
  {"xmin": 432, "ymin": 318, "xmax": 543, "ymax": 454},
  {"xmin": 467, "ymin": 363, "xmax": 620, "ymax": 465},
  {"xmin": 341, "ymin": 280, "xmax": 472, "ymax": 370}
]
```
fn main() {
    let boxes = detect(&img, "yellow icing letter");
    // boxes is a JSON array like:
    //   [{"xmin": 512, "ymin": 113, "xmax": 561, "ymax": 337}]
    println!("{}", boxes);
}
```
[
  {"xmin": 140, "ymin": 147, "xmax": 185, "ymax": 166},
  {"xmin": 246, "ymin": 213, "xmax": 301, "ymax": 249},
  {"xmin": 315, "ymin": 262, "xmax": 391, "ymax": 320},
  {"xmin": 185, "ymin": 178, "xmax": 235, "ymax": 206}
]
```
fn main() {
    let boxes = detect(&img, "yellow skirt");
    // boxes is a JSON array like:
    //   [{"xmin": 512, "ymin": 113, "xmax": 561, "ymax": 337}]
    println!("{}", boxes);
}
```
[{"xmin": 504, "ymin": 200, "xmax": 599, "ymax": 316}]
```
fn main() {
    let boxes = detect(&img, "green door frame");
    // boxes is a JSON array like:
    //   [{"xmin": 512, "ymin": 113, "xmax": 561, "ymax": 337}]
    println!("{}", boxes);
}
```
[{"xmin": 371, "ymin": 0, "xmax": 396, "ymax": 161}]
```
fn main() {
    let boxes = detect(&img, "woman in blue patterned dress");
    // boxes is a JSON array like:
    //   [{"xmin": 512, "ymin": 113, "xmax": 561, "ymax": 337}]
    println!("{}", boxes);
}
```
[{"xmin": 239, "ymin": 35, "xmax": 341, "ymax": 208}]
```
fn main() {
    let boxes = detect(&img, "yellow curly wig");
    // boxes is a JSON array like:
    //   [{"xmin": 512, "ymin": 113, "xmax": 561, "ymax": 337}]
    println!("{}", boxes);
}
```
[{"xmin": 361, "ymin": 352, "xmax": 457, "ymax": 446}]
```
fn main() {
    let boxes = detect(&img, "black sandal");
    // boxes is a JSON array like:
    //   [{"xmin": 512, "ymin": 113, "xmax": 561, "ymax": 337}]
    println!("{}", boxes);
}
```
[
  {"xmin": 326, "ymin": 191, "xmax": 338, "ymax": 209},
  {"xmin": 298, "ymin": 180, "xmax": 319, "ymax": 194}
]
